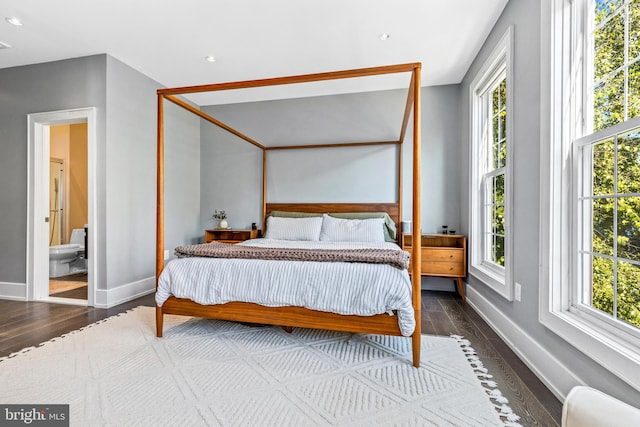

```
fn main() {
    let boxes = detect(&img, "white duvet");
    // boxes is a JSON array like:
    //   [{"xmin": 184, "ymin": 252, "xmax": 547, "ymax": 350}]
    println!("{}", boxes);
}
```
[{"xmin": 156, "ymin": 239, "xmax": 415, "ymax": 336}]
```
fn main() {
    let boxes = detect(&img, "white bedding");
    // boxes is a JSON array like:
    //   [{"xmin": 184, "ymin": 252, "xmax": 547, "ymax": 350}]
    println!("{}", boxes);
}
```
[{"xmin": 156, "ymin": 239, "xmax": 415, "ymax": 336}]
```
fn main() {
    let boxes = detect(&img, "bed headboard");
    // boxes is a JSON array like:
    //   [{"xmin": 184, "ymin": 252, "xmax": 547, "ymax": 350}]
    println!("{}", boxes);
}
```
[{"xmin": 265, "ymin": 202, "xmax": 400, "ymax": 240}]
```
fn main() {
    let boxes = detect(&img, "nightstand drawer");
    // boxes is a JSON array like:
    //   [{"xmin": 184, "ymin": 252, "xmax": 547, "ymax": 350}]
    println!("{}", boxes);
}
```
[
  {"xmin": 404, "ymin": 248, "xmax": 464, "ymax": 262},
  {"xmin": 405, "ymin": 249, "xmax": 465, "ymax": 276},
  {"xmin": 205, "ymin": 229, "xmax": 259, "ymax": 243},
  {"xmin": 422, "ymin": 248, "xmax": 464, "ymax": 263},
  {"xmin": 422, "ymin": 261, "xmax": 465, "ymax": 276}
]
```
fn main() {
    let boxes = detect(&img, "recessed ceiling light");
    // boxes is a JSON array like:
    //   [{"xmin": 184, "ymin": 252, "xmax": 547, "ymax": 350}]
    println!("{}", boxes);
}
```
[
  {"xmin": 5, "ymin": 16, "xmax": 23, "ymax": 26},
  {"xmin": 205, "ymin": 55, "xmax": 216, "ymax": 63},
  {"xmin": 378, "ymin": 33, "xmax": 390, "ymax": 41}
]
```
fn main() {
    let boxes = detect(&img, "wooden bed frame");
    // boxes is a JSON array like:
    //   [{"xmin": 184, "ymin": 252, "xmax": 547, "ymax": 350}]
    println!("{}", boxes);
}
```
[{"xmin": 156, "ymin": 63, "xmax": 423, "ymax": 367}]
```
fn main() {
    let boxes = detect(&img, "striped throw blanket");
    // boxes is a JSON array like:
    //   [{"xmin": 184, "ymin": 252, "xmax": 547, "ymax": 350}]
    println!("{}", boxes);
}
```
[{"xmin": 174, "ymin": 242, "xmax": 409, "ymax": 270}]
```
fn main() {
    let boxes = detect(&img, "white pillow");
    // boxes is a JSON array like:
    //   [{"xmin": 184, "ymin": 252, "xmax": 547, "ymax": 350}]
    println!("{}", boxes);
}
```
[
  {"xmin": 264, "ymin": 216, "xmax": 323, "ymax": 241},
  {"xmin": 319, "ymin": 214, "xmax": 386, "ymax": 242}
]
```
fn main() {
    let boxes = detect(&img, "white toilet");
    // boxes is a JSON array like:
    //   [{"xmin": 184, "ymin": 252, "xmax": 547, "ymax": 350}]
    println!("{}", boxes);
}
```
[{"xmin": 49, "ymin": 228, "xmax": 87, "ymax": 278}]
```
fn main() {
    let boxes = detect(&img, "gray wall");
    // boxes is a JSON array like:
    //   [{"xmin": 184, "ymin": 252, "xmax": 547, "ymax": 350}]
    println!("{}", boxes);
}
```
[
  {"xmin": 199, "ymin": 86, "xmax": 461, "ymax": 236},
  {"xmin": 105, "ymin": 55, "xmax": 155, "ymax": 288},
  {"xmin": 0, "ymin": 55, "xmax": 107, "ymax": 284},
  {"xmin": 104, "ymin": 56, "xmax": 200, "ymax": 289},
  {"xmin": 0, "ymin": 54, "xmax": 200, "ymax": 298},
  {"xmin": 163, "ymin": 100, "xmax": 201, "ymax": 256},
  {"xmin": 104, "ymin": 55, "xmax": 202, "ymax": 288},
  {"xmin": 459, "ymin": 0, "xmax": 640, "ymax": 404},
  {"xmin": 420, "ymin": 85, "xmax": 462, "ymax": 235}
]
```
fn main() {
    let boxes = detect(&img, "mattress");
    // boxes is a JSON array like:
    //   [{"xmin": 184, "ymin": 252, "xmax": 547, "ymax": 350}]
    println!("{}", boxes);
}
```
[{"xmin": 156, "ymin": 239, "xmax": 415, "ymax": 336}]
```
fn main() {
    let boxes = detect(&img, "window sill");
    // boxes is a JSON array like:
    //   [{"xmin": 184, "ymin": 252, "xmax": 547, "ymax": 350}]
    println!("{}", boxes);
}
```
[
  {"xmin": 470, "ymin": 263, "xmax": 512, "ymax": 301},
  {"xmin": 540, "ymin": 306, "xmax": 640, "ymax": 391}
]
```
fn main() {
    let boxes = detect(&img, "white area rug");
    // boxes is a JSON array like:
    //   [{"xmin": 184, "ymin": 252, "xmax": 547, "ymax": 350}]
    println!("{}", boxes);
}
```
[{"xmin": 0, "ymin": 307, "xmax": 520, "ymax": 426}]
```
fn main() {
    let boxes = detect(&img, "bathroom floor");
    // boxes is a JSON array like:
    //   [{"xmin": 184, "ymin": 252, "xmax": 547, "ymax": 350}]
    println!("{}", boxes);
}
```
[{"xmin": 49, "ymin": 272, "xmax": 87, "ymax": 300}]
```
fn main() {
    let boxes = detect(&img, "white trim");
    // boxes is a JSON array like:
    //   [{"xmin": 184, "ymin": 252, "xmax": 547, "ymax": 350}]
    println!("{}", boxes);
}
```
[
  {"xmin": 573, "ymin": 117, "xmax": 640, "ymax": 343},
  {"xmin": 94, "ymin": 276, "xmax": 155, "ymax": 308},
  {"xmin": 27, "ymin": 107, "xmax": 98, "ymax": 307},
  {"xmin": 29, "ymin": 122, "xmax": 50, "ymax": 301},
  {"xmin": 574, "ymin": 115, "xmax": 640, "ymax": 147},
  {"xmin": 468, "ymin": 284, "xmax": 585, "ymax": 402},
  {"xmin": 539, "ymin": 0, "xmax": 640, "ymax": 392},
  {"xmin": 0, "ymin": 282, "xmax": 27, "ymax": 301},
  {"xmin": 469, "ymin": 25, "xmax": 515, "ymax": 300}
]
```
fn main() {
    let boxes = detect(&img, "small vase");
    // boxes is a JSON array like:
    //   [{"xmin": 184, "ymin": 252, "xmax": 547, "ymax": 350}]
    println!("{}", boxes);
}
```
[{"xmin": 219, "ymin": 219, "xmax": 228, "ymax": 229}]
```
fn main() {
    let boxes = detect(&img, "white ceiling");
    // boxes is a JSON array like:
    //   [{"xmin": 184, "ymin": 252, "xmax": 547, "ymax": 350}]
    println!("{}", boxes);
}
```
[{"xmin": 0, "ymin": 0, "xmax": 508, "ymax": 106}]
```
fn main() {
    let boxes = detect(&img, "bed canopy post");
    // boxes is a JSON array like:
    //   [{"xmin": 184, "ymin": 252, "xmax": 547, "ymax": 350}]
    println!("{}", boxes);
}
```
[
  {"xmin": 411, "ymin": 65, "xmax": 422, "ymax": 367},
  {"xmin": 262, "ymin": 150, "xmax": 267, "ymax": 232},
  {"xmin": 156, "ymin": 93, "xmax": 165, "ymax": 284},
  {"xmin": 397, "ymin": 145, "xmax": 403, "ymax": 243},
  {"xmin": 156, "ymin": 93, "xmax": 165, "ymax": 336},
  {"xmin": 397, "ymin": 69, "xmax": 417, "ymax": 236}
]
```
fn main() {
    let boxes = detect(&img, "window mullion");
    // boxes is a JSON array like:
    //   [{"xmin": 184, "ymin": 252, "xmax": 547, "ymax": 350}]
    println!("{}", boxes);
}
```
[
  {"xmin": 624, "ymin": 2, "xmax": 629, "ymax": 121},
  {"xmin": 613, "ymin": 133, "xmax": 619, "ymax": 320},
  {"xmin": 578, "ymin": 143, "xmax": 591, "ymax": 307},
  {"xmin": 482, "ymin": 94, "xmax": 491, "ymax": 265},
  {"xmin": 484, "ymin": 167, "xmax": 506, "ymax": 179}
]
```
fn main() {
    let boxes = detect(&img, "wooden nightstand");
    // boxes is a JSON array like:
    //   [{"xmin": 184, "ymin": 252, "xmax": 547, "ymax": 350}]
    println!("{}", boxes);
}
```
[
  {"xmin": 205, "ymin": 229, "xmax": 260, "ymax": 244},
  {"xmin": 401, "ymin": 233, "xmax": 467, "ymax": 301}
]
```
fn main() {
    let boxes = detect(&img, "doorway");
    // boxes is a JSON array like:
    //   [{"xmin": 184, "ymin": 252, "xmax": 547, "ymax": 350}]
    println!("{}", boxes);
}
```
[
  {"xmin": 48, "ymin": 124, "xmax": 89, "ymax": 300},
  {"xmin": 27, "ymin": 108, "xmax": 97, "ymax": 306}
]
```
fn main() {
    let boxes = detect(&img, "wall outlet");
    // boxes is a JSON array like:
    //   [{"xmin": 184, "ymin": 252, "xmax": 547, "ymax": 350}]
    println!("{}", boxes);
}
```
[
  {"xmin": 164, "ymin": 249, "xmax": 170, "ymax": 260},
  {"xmin": 514, "ymin": 283, "xmax": 522, "ymax": 302}
]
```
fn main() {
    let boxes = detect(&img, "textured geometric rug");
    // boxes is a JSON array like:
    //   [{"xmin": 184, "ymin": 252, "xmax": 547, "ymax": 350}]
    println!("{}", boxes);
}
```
[{"xmin": 0, "ymin": 307, "xmax": 521, "ymax": 426}]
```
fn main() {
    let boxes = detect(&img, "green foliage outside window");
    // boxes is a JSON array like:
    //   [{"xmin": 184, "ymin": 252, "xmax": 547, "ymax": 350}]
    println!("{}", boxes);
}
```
[
  {"xmin": 591, "ymin": 0, "xmax": 640, "ymax": 329},
  {"xmin": 489, "ymin": 79, "xmax": 506, "ymax": 267},
  {"xmin": 491, "ymin": 174, "xmax": 505, "ymax": 266}
]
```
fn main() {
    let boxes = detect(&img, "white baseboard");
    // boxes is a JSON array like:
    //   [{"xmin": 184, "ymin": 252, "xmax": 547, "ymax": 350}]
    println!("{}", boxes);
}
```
[
  {"xmin": 466, "ymin": 284, "xmax": 585, "ymax": 402},
  {"xmin": 0, "ymin": 282, "xmax": 27, "ymax": 301},
  {"xmin": 94, "ymin": 276, "xmax": 155, "ymax": 308}
]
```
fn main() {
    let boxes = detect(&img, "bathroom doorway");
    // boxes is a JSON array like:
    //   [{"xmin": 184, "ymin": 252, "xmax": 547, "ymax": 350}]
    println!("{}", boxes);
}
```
[
  {"xmin": 27, "ymin": 108, "xmax": 97, "ymax": 306},
  {"xmin": 47, "ymin": 124, "xmax": 88, "ymax": 301}
]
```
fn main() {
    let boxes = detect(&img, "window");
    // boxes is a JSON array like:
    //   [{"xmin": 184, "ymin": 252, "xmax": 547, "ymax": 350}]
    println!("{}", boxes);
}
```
[
  {"xmin": 591, "ymin": 0, "xmax": 640, "ymax": 132},
  {"xmin": 576, "ymin": 127, "xmax": 640, "ymax": 332},
  {"xmin": 485, "ymin": 79, "xmax": 508, "ymax": 268},
  {"xmin": 577, "ymin": 0, "xmax": 640, "ymax": 332},
  {"xmin": 470, "ymin": 27, "xmax": 513, "ymax": 299},
  {"xmin": 540, "ymin": 0, "xmax": 640, "ymax": 391}
]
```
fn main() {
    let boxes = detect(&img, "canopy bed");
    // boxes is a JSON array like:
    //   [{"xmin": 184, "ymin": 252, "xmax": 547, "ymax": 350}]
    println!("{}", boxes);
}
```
[{"xmin": 155, "ymin": 63, "xmax": 423, "ymax": 367}]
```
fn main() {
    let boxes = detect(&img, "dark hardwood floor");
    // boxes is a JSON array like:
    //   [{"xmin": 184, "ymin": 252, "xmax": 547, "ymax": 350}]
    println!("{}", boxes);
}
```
[
  {"xmin": 0, "ymin": 290, "xmax": 562, "ymax": 426},
  {"xmin": 49, "ymin": 285, "xmax": 88, "ymax": 299},
  {"xmin": 423, "ymin": 292, "xmax": 562, "ymax": 426}
]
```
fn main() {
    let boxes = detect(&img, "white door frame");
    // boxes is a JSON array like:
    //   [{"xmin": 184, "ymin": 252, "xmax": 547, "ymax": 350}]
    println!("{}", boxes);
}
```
[{"xmin": 26, "ymin": 107, "xmax": 97, "ymax": 306}]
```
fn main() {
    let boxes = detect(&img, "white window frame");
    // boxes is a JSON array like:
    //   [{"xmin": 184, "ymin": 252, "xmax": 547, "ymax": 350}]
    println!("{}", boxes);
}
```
[
  {"xmin": 540, "ymin": 0, "xmax": 640, "ymax": 391},
  {"xmin": 470, "ymin": 26, "xmax": 514, "ymax": 300},
  {"xmin": 574, "ymin": 121, "xmax": 640, "ymax": 332}
]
